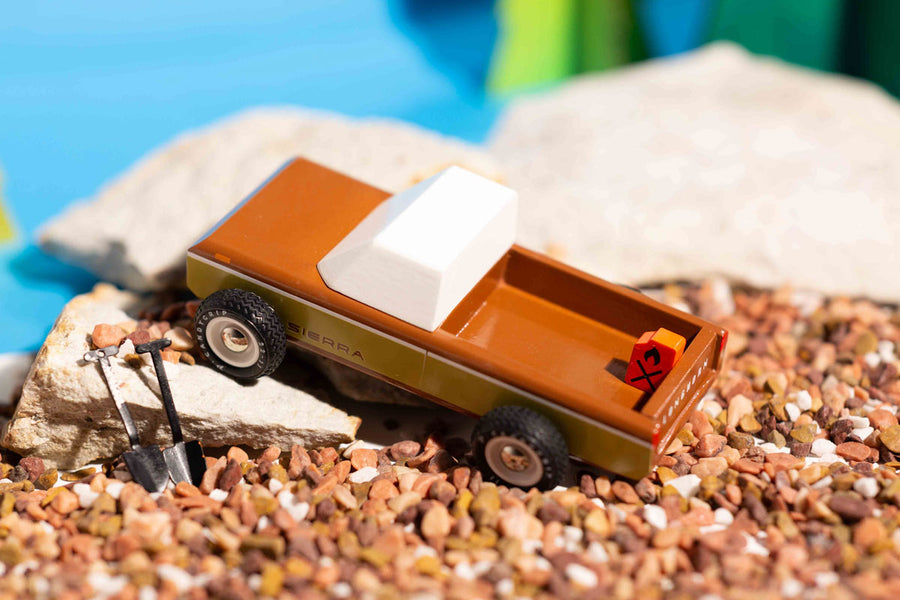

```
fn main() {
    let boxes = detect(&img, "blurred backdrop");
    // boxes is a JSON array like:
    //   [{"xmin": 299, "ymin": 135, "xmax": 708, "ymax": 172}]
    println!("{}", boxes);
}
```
[{"xmin": 1, "ymin": 0, "xmax": 898, "ymax": 352}]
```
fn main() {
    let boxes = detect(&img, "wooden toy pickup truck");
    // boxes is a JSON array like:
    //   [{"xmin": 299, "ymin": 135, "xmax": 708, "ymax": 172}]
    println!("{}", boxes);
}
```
[{"xmin": 186, "ymin": 158, "xmax": 727, "ymax": 488}]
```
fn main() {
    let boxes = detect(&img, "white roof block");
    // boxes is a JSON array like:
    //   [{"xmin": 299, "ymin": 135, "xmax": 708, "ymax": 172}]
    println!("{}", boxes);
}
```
[{"xmin": 317, "ymin": 166, "xmax": 517, "ymax": 331}]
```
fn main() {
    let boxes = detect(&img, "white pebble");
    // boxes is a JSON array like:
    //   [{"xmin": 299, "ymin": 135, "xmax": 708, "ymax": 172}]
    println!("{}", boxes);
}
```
[
  {"xmin": 565, "ymin": 563, "xmax": 598, "ymax": 588},
  {"xmin": 758, "ymin": 443, "xmax": 789, "ymax": 454},
  {"xmin": 699, "ymin": 524, "xmax": 726, "ymax": 535},
  {"xmin": 795, "ymin": 391, "xmax": 813, "ymax": 411},
  {"xmin": 852, "ymin": 427, "xmax": 874, "ymax": 442},
  {"xmin": 781, "ymin": 578, "xmax": 803, "ymax": 598},
  {"xmin": 414, "ymin": 545, "xmax": 438, "ymax": 558},
  {"xmin": 811, "ymin": 476, "xmax": 833, "ymax": 490},
  {"xmin": 643, "ymin": 504, "xmax": 668, "ymax": 530},
  {"xmin": 668, "ymin": 475, "xmax": 701, "ymax": 498},
  {"xmin": 208, "ymin": 489, "xmax": 228, "ymax": 502},
  {"xmin": 157, "ymin": 565, "xmax": 193, "ymax": 593},
  {"xmin": 702, "ymin": 396, "xmax": 723, "ymax": 418},
  {"xmin": 247, "ymin": 574, "xmax": 261, "ymax": 591},
  {"xmin": 864, "ymin": 352, "xmax": 881, "ymax": 368},
  {"xmin": 814, "ymin": 571, "xmax": 839, "ymax": 588},
  {"xmin": 563, "ymin": 525, "xmax": 583, "ymax": 546},
  {"xmin": 87, "ymin": 572, "xmax": 128, "ymax": 598},
  {"xmin": 848, "ymin": 416, "xmax": 870, "ymax": 429},
  {"xmin": 810, "ymin": 438, "xmax": 836, "ymax": 457},
  {"xmin": 784, "ymin": 403, "xmax": 801, "ymax": 422},
  {"xmin": 268, "ymin": 478, "xmax": 284, "ymax": 493},
  {"xmin": 256, "ymin": 516, "xmax": 271, "ymax": 532},
  {"xmin": 104, "ymin": 481, "xmax": 125, "ymax": 500},
  {"xmin": 496, "ymin": 578, "xmax": 514, "ymax": 597},
  {"xmin": 138, "ymin": 586, "xmax": 158, "ymax": 600},
  {"xmin": 329, "ymin": 582, "xmax": 352, "ymax": 598},
  {"xmin": 472, "ymin": 560, "xmax": 493, "ymax": 577},
  {"xmin": 742, "ymin": 533, "xmax": 769, "ymax": 557},
  {"xmin": 714, "ymin": 508, "xmax": 734, "ymax": 526},
  {"xmin": 853, "ymin": 477, "xmax": 879, "ymax": 499},
  {"xmin": 73, "ymin": 483, "xmax": 100, "ymax": 508},
  {"xmin": 585, "ymin": 541, "xmax": 608, "ymax": 563},
  {"xmin": 878, "ymin": 340, "xmax": 895, "ymax": 363},
  {"xmin": 348, "ymin": 466, "xmax": 378, "ymax": 484},
  {"xmin": 535, "ymin": 557, "xmax": 552, "ymax": 571},
  {"xmin": 522, "ymin": 539, "xmax": 543, "ymax": 553},
  {"xmin": 453, "ymin": 562, "xmax": 475, "ymax": 581},
  {"xmin": 286, "ymin": 502, "xmax": 310, "ymax": 522},
  {"xmin": 590, "ymin": 497, "xmax": 605, "ymax": 509}
]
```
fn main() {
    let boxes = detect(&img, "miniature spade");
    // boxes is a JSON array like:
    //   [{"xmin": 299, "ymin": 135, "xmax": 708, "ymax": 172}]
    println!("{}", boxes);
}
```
[
  {"xmin": 135, "ymin": 338, "xmax": 206, "ymax": 485},
  {"xmin": 83, "ymin": 345, "xmax": 169, "ymax": 493}
]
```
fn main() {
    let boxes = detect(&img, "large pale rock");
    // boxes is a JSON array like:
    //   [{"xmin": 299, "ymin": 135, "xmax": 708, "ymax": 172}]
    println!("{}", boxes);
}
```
[
  {"xmin": 40, "ymin": 108, "xmax": 502, "ymax": 292},
  {"xmin": 491, "ymin": 43, "xmax": 900, "ymax": 302},
  {"xmin": 1, "ymin": 284, "xmax": 360, "ymax": 469}
]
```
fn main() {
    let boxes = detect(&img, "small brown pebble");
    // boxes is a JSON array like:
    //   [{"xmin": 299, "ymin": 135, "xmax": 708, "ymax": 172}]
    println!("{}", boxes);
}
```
[
  {"xmin": 17, "ymin": 456, "xmax": 45, "ymax": 482},
  {"xmin": 732, "ymin": 458, "xmax": 764, "ymax": 475},
  {"xmin": 828, "ymin": 494, "xmax": 872, "ymax": 521},
  {"xmin": 695, "ymin": 434, "xmax": 727, "ymax": 458},
  {"xmin": 350, "ymin": 448, "xmax": 377, "ymax": 471},
  {"xmin": 879, "ymin": 424, "xmax": 900, "ymax": 453},
  {"xmin": 218, "ymin": 459, "xmax": 243, "ymax": 491},
  {"xmin": 790, "ymin": 442, "xmax": 811, "ymax": 458},
  {"xmin": 34, "ymin": 468, "xmax": 58, "ymax": 490},
  {"xmin": 390, "ymin": 440, "xmax": 421, "ymax": 460},
  {"xmin": 92, "ymin": 323, "xmax": 125, "ymax": 348},
  {"xmin": 161, "ymin": 348, "xmax": 181, "ymax": 364},
  {"xmin": 611, "ymin": 480, "xmax": 641, "ymax": 504},
  {"xmin": 179, "ymin": 352, "xmax": 196, "ymax": 365},
  {"xmin": 260, "ymin": 446, "xmax": 282, "ymax": 464},
  {"xmin": 126, "ymin": 329, "xmax": 151, "ymax": 346},
  {"xmin": 727, "ymin": 431, "xmax": 754, "ymax": 450},
  {"xmin": 765, "ymin": 453, "xmax": 804, "ymax": 471},
  {"xmin": 51, "ymin": 488, "xmax": 79, "ymax": 514},
  {"xmin": 227, "ymin": 446, "xmax": 250, "ymax": 463},
  {"xmin": 836, "ymin": 441, "xmax": 871, "ymax": 462}
]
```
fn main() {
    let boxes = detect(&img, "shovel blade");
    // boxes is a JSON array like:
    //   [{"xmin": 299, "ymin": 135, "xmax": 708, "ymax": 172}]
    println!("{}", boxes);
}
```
[
  {"xmin": 122, "ymin": 445, "xmax": 170, "ymax": 493},
  {"xmin": 163, "ymin": 440, "xmax": 206, "ymax": 486}
]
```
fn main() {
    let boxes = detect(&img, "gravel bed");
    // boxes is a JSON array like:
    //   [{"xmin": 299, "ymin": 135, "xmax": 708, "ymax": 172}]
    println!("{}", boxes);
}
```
[{"xmin": 1, "ymin": 280, "xmax": 899, "ymax": 599}]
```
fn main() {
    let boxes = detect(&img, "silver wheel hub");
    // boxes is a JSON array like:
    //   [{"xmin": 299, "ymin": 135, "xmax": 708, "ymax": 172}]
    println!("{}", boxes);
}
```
[
  {"xmin": 206, "ymin": 316, "xmax": 261, "ymax": 368},
  {"xmin": 484, "ymin": 435, "xmax": 543, "ymax": 488}
]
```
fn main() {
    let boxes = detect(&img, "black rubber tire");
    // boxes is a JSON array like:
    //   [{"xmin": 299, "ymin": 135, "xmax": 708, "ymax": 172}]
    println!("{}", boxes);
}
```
[
  {"xmin": 471, "ymin": 406, "xmax": 569, "ymax": 490},
  {"xmin": 194, "ymin": 288, "xmax": 286, "ymax": 380}
]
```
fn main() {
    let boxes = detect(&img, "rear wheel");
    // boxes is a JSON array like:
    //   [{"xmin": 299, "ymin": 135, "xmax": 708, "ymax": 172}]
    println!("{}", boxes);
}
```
[
  {"xmin": 471, "ymin": 406, "xmax": 569, "ymax": 490},
  {"xmin": 194, "ymin": 289, "xmax": 286, "ymax": 380}
]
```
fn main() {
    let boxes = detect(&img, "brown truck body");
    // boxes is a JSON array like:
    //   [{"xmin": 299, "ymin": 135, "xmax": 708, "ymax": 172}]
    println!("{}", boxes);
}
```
[{"xmin": 187, "ymin": 158, "xmax": 727, "ymax": 479}]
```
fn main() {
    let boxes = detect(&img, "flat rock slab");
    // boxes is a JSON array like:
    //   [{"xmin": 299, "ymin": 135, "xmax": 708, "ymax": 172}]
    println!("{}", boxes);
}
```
[
  {"xmin": 39, "ymin": 108, "xmax": 502, "ymax": 292},
  {"xmin": 491, "ymin": 43, "xmax": 900, "ymax": 302},
  {"xmin": 1, "ymin": 284, "xmax": 360, "ymax": 469}
]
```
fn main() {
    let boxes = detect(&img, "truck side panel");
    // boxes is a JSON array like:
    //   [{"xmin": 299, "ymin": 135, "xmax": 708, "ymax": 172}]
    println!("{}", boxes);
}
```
[
  {"xmin": 421, "ymin": 353, "xmax": 653, "ymax": 480},
  {"xmin": 187, "ymin": 254, "xmax": 427, "ymax": 388}
]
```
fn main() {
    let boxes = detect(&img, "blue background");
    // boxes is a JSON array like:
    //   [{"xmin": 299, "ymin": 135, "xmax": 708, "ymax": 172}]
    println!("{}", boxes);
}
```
[{"xmin": 0, "ymin": 1, "xmax": 503, "ymax": 353}]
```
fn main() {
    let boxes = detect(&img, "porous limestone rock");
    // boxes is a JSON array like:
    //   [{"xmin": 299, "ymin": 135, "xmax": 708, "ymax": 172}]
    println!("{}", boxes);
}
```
[
  {"xmin": 491, "ymin": 43, "xmax": 900, "ymax": 302},
  {"xmin": 1, "ymin": 284, "xmax": 360, "ymax": 469},
  {"xmin": 40, "ymin": 108, "xmax": 502, "ymax": 292}
]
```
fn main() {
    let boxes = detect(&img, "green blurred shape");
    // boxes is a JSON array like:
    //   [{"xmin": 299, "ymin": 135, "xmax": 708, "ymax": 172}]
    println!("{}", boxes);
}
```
[
  {"xmin": 578, "ymin": 0, "xmax": 645, "ymax": 72},
  {"xmin": 488, "ymin": 0, "xmax": 645, "ymax": 94},
  {"xmin": 0, "ymin": 169, "xmax": 14, "ymax": 243},
  {"xmin": 841, "ymin": 0, "xmax": 900, "ymax": 98},
  {"xmin": 488, "ymin": 0, "xmax": 577, "ymax": 93},
  {"xmin": 709, "ymin": 0, "xmax": 843, "ymax": 70}
]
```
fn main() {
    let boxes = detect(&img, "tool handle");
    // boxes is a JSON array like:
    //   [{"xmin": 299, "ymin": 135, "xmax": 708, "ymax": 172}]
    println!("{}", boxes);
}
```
[
  {"xmin": 96, "ymin": 355, "xmax": 143, "ymax": 450},
  {"xmin": 145, "ymin": 348, "xmax": 185, "ymax": 445}
]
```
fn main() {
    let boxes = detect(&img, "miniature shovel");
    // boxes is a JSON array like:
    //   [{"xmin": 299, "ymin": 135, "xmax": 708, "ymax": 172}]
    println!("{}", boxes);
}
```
[
  {"xmin": 135, "ymin": 338, "xmax": 206, "ymax": 485},
  {"xmin": 83, "ymin": 345, "xmax": 170, "ymax": 493}
]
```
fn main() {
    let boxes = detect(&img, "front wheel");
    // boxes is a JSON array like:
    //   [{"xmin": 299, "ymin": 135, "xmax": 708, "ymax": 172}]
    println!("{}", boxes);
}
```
[
  {"xmin": 194, "ymin": 289, "xmax": 286, "ymax": 380},
  {"xmin": 471, "ymin": 406, "xmax": 569, "ymax": 490}
]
